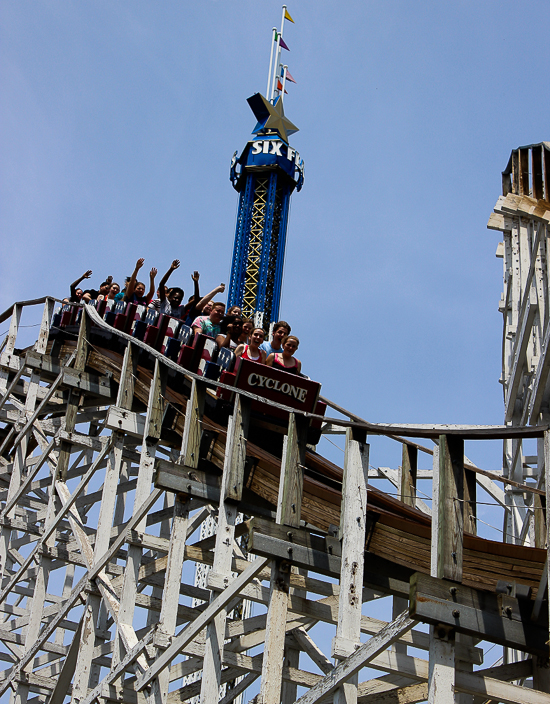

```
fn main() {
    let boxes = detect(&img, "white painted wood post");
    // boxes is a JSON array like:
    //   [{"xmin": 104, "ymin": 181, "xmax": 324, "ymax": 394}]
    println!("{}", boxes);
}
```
[
  {"xmin": 148, "ymin": 498, "xmax": 190, "ymax": 704},
  {"xmin": 259, "ymin": 412, "xmax": 308, "ymax": 704},
  {"xmin": 0, "ymin": 304, "xmax": 22, "ymax": 392},
  {"xmin": 111, "ymin": 358, "xmax": 166, "ymax": 679},
  {"xmin": 200, "ymin": 394, "xmax": 250, "ymax": 704},
  {"xmin": 428, "ymin": 435, "xmax": 465, "ymax": 704},
  {"xmin": 71, "ymin": 343, "xmax": 137, "ymax": 702},
  {"xmin": 332, "ymin": 427, "xmax": 369, "ymax": 704}
]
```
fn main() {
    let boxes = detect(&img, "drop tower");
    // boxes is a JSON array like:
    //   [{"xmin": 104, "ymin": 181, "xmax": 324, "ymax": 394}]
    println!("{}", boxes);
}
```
[{"xmin": 227, "ymin": 5, "xmax": 304, "ymax": 329}]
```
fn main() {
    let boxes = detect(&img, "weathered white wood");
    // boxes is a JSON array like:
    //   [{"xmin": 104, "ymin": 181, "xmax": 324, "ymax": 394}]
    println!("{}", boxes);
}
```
[
  {"xmin": 427, "ymin": 628, "xmax": 455, "ymax": 704},
  {"xmin": 259, "ymin": 413, "xmax": 308, "ymax": 704},
  {"xmin": 294, "ymin": 610, "xmax": 415, "ymax": 704},
  {"xmin": 13, "ymin": 458, "xmax": 58, "ymax": 704},
  {"xmin": 0, "ymin": 304, "xmax": 22, "ymax": 393},
  {"xmin": 112, "ymin": 358, "xmax": 166, "ymax": 678},
  {"xmin": 290, "ymin": 627, "xmax": 332, "ymax": 674},
  {"xmin": 184, "ymin": 572, "xmax": 481, "ymax": 662},
  {"xmin": 0, "ymin": 485, "xmax": 161, "ymax": 699},
  {"xmin": 71, "ymin": 343, "xmax": 138, "ymax": 703},
  {"xmin": 200, "ymin": 395, "xmax": 249, "ymax": 704},
  {"xmin": 430, "ymin": 447, "xmax": 440, "ymax": 578},
  {"xmin": 148, "ymin": 498, "xmax": 190, "ymax": 704},
  {"xmin": 136, "ymin": 555, "xmax": 269, "ymax": 690},
  {"xmin": 455, "ymin": 668, "xmax": 550, "ymax": 704},
  {"xmin": 429, "ymin": 436, "xmax": 462, "ymax": 704},
  {"xmin": 219, "ymin": 673, "xmax": 260, "ymax": 704},
  {"xmin": 399, "ymin": 444, "xmax": 418, "ymax": 507},
  {"xmin": 56, "ymin": 311, "xmax": 90, "ymax": 481},
  {"xmin": 505, "ymin": 289, "xmax": 537, "ymax": 421},
  {"xmin": 332, "ymin": 428, "xmax": 369, "ymax": 704},
  {"xmin": 282, "ymin": 566, "xmax": 308, "ymax": 704},
  {"xmin": 181, "ymin": 378, "xmax": 206, "ymax": 468}
]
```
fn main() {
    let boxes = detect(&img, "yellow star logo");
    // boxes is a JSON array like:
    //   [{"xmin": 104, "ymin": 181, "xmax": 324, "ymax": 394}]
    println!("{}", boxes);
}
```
[{"xmin": 247, "ymin": 93, "xmax": 299, "ymax": 144}]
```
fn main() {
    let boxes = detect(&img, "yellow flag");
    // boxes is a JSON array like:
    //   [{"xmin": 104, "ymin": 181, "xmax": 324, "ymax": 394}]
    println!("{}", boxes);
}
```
[{"xmin": 284, "ymin": 9, "xmax": 295, "ymax": 23}]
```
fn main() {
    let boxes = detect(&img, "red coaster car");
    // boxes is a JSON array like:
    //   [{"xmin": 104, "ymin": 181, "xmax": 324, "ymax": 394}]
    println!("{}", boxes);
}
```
[{"xmin": 218, "ymin": 357, "xmax": 326, "ymax": 445}]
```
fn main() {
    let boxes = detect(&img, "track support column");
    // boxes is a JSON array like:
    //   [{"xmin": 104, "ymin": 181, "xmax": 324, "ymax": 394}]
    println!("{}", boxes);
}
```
[
  {"xmin": 332, "ymin": 427, "xmax": 369, "ymax": 704},
  {"xmin": 429, "ymin": 435, "xmax": 464, "ymax": 704},
  {"xmin": 259, "ymin": 412, "xmax": 308, "ymax": 704}
]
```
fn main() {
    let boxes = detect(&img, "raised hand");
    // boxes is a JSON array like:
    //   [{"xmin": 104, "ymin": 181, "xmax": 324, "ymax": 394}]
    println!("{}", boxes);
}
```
[
  {"xmin": 106, "ymin": 275, "xmax": 113, "ymax": 283},
  {"xmin": 170, "ymin": 259, "xmax": 180, "ymax": 271},
  {"xmin": 192, "ymin": 270, "xmax": 200, "ymax": 282},
  {"xmin": 83, "ymin": 270, "xmax": 92, "ymax": 279},
  {"xmin": 150, "ymin": 267, "xmax": 158, "ymax": 278},
  {"xmin": 217, "ymin": 283, "xmax": 226, "ymax": 293},
  {"xmin": 135, "ymin": 258, "xmax": 145, "ymax": 270}
]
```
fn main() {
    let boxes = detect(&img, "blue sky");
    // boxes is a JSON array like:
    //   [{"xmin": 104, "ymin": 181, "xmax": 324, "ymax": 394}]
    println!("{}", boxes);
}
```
[{"xmin": 2, "ymin": 1, "xmax": 549, "ymax": 480}]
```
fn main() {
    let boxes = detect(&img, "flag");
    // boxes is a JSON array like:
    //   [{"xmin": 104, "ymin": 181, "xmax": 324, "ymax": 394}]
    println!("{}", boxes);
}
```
[
  {"xmin": 284, "ymin": 9, "xmax": 295, "ymax": 23},
  {"xmin": 279, "ymin": 36, "xmax": 290, "ymax": 51},
  {"xmin": 277, "ymin": 79, "xmax": 288, "ymax": 94},
  {"xmin": 285, "ymin": 69, "xmax": 297, "ymax": 83}
]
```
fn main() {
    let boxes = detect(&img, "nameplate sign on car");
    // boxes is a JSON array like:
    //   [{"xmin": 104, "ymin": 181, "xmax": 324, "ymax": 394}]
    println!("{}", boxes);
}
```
[{"xmin": 234, "ymin": 358, "xmax": 320, "ymax": 414}]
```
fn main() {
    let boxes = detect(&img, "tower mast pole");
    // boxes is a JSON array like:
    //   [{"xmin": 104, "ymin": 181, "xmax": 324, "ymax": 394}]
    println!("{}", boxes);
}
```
[
  {"xmin": 271, "ymin": 4, "xmax": 287, "ymax": 101},
  {"xmin": 266, "ymin": 27, "xmax": 277, "ymax": 99},
  {"xmin": 281, "ymin": 65, "xmax": 288, "ymax": 105}
]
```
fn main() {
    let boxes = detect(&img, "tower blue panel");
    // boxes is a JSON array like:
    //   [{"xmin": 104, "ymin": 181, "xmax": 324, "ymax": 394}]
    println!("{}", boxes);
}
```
[{"xmin": 228, "ymin": 109, "xmax": 303, "ymax": 328}]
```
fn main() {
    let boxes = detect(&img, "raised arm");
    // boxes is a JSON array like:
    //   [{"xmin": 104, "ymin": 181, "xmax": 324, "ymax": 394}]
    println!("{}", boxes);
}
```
[
  {"xmin": 158, "ymin": 260, "xmax": 180, "ymax": 302},
  {"xmin": 191, "ymin": 271, "xmax": 200, "ymax": 304},
  {"xmin": 147, "ymin": 268, "xmax": 157, "ymax": 303},
  {"xmin": 70, "ymin": 270, "xmax": 92, "ymax": 299},
  {"xmin": 124, "ymin": 258, "xmax": 145, "ymax": 301},
  {"xmin": 195, "ymin": 283, "xmax": 226, "ymax": 312}
]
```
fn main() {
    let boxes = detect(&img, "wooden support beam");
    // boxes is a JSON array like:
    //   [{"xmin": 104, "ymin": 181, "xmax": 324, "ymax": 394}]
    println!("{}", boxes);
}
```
[
  {"xmin": 223, "ymin": 394, "xmax": 251, "ymax": 503},
  {"xmin": 0, "ymin": 304, "xmax": 22, "ymax": 392},
  {"xmin": 200, "ymin": 394, "xmax": 251, "ymax": 704},
  {"xmin": 463, "ymin": 465, "xmax": 476, "ymax": 537},
  {"xmin": 181, "ymin": 378, "xmax": 206, "ymax": 469},
  {"xmin": 135, "ymin": 555, "xmax": 269, "ymax": 690},
  {"xmin": 56, "ymin": 310, "xmax": 90, "ymax": 480},
  {"xmin": 111, "ymin": 358, "xmax": 167, "ymax": 677},
  {"xmin": 400, "ymin": 444, "xmax": 417, "ymax": 508},
  {"xmin": 248, "ymin": 521, "xmax": 410, "ymax": 598},
  {"xmin": 333, "ymin": 427, "xmax": 369, "ymax": 704},
  {"xmin": 429, "ymin": 436, "xmax": 464, "ymax": 704},
  {"xmin": 71, "ymin": 343, "xmax": 138, "ymax": 703},
  {"xmin": 290, "ymin": 627, "xmax": 333, "ymax": 674},
  {"xmin": 437, "ymin": 435, "xmax": 464, "ymax": 582},
  {"xmin": 294, "ymin": 610, "xmax": 415, "ymax": 704},
  {"xmin": 148, "ymin": 498, "xmax": 190, "ymax": 704},
  {"xmin": 259, "ymin": 412, "xmax": 309, "ymax": 704},
  {"xmin": 410, "ymin": 571, "xmax": 548, "ymax": 657}
]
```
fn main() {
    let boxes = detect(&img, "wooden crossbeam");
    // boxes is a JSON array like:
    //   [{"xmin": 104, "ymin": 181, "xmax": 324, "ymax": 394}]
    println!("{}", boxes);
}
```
[{"xmin": 294, "ymin": 610, "xmax": 416, "ymax": 704}]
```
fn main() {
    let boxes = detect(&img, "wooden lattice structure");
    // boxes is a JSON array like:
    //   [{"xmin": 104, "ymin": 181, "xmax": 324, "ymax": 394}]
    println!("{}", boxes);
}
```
[
  {"xmin": 489, "ymin": 142, "xmax": 550, "ymax": 546},
  {"xmin": 1, "ymin": 143, "xmax": 550, "ymax": 704}
]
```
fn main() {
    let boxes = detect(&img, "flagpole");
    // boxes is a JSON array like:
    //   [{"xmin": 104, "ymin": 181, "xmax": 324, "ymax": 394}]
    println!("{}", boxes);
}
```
[
  {"xmin": 266, "ymin": 27, "xmax": 277, "ymax": 99},
  {"xmin": 271, "ymin": 34, "xmax": 281, "ymax": 101},
  {"xmin": 271, "ymin": 4, "xmax": 286, "ymax": 101},
  {"xmin": 281, "ymin": 65, "xmax": 288, "ymax": 105}
]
